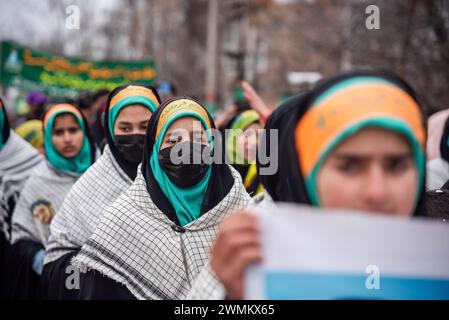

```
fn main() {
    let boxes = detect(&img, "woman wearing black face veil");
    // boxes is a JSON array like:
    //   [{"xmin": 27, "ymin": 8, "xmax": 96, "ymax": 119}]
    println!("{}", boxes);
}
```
[
  {"xmin": 41, "ymin": 84, "xmax": 160, "ymax": 299},
  {"xmin": 73, "ymin": 97, "xmax": 250, "ymax": 300}
]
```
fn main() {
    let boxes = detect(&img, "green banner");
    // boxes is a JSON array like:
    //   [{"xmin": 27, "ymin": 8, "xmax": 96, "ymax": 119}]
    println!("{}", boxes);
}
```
[{"xmin": 0, "ymin": 41, "xmax": 156, "ymax": 98}]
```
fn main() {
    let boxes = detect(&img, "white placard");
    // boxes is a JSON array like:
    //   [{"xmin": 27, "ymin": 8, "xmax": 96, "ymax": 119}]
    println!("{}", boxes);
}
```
[{"xmin": 245, "ymin": 204, "xmax": 449, "ymax": 300}]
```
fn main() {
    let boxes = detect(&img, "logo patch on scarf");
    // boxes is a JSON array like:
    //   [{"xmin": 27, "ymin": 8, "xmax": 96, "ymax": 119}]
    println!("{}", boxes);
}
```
[{"xmin": 31, "ymin": 199, "xmax": 55, "ymax": 225}]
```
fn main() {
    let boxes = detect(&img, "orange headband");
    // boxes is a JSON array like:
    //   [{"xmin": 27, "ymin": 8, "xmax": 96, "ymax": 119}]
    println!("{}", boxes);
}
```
[
  {"xmin": 295, "ymin": 82, "xmax": 425, "ymax": 178},
  {"xmin": 43, "ymin": 104, "xmax": 83, "ymax": 129}
]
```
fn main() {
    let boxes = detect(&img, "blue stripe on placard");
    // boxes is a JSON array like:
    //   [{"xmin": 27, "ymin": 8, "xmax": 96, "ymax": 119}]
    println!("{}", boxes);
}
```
[{"xmin": 265, "ymin": 271, "xmax": 449, "ymax": 300}]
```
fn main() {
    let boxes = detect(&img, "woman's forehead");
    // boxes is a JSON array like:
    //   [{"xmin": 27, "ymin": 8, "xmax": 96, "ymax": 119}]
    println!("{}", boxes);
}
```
[
  {"xmin": 245, "ymin": 122, "xmax": 261, "ymax": 131},
  {"xmin": 53, "ymin": 113, "xmax": 78, "ymax": 125},
  {"xmin": 165, "ymin": 116, "xmax": 205, "ymax": 133},
  {"xmin": 331, "ymin": 127, "xmax": 412, "ymax": 155},
  {"xmin": 116, "ymin": 104, "xmax": 152, "ymax": 119}
]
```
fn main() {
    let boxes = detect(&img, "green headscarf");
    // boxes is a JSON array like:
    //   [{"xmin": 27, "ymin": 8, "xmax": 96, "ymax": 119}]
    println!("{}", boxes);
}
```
[
  {"xmin": 0, "ymin": 98, "xmax": 11, "ymax": 151},
  {"xmin": 226, "ymin": 110, "xmax": 261, "ymax": 165},
  {"xmin": 44, "ymin": 104, "xmax": 92, "ymax": 174},
  {"xmin": 149, "ymin": 99, "xmax": 214, "ymax": 226},
  {"xmin": 0, "ymin": 105, "xmax": 5, "ymax": 151}
]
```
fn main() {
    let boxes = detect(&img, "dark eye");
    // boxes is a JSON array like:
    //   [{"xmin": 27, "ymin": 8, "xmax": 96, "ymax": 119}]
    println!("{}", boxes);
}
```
[
  {"xmin": 166, "ymin": 135, "xmax": 179, "ymax": 144},
  {"xmin": 54, "ymin": 129, "xmax": 64, "ymax": 136},
  {"xmin": 120, "ymin": 126, "xmax": 131, "ymax": 132},
  {"xmin": 337, "ymin": 159, "xmax": 361, "ymax": 174},
  {"xmin": 385, "ymin": 157, "xmax": 409, "ymax": 174},
  {"xmin": 141, "ymin": 122, "xmax": 149, "ymax": 130},
  {"xmin": 68, "ymin": 127, "xmax": 80, "ymax": 134}
]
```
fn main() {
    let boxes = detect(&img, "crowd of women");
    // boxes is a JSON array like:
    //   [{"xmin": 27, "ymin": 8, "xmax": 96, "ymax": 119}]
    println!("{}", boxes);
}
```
[{"xmin": 0, "ymin": 70, "xmax": 448, "ymax": 300}]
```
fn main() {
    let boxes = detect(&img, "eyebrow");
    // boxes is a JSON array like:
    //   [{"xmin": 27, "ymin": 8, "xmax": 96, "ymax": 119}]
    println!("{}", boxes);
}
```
[
  {"xmin": 331, "ymin": 152, "xmax": 413, "ymax": 161},
  {"xmin": 54, "ymin": 124, "xmax": 80, "ymax": 130},
  {"xmin": 166, "ymin": 129, "xmax": 189, "ymax": 136},
  {"xmin": 117, "ymin": 121, "xmax": 132, "ymax": 126}
]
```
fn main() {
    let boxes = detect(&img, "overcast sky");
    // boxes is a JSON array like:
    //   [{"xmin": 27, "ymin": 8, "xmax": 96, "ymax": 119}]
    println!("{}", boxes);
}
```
[{"xmin": 0, "ymin": 0, "xmax": 118, "ymax": 57}]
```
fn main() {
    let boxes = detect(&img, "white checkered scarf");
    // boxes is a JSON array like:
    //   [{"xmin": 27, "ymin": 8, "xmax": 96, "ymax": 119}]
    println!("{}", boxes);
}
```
[
  {"xmin": 44, "ymin": 145, "xmax": 132, "ymax": 264},
  {"xmin": 11, "ymin": 161, "xmax": 80, "ymax": 246},
  {"xmin": 73, "ymin": 165, "xmax": 251, "ymax": 300},
  {"xmin": 0, "ymin": 132, "xmax": 43, "ymax": 238},
  {"xmin": 186, "ymin": 191, "xmax": 274, "ymax": 300}
]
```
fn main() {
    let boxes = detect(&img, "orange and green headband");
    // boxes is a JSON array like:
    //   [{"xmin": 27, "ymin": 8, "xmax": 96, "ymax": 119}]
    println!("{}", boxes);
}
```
[
  {"xmin": 108, "ymin": 85, "xmax": 160, "ymax": 137},
  {"xmin": 155, "ymin": 98, "xmax": 211, "ymax": 141},
  {"xmin": 43, "ymin": 104, "xmax": 83, "ymax": 129}
]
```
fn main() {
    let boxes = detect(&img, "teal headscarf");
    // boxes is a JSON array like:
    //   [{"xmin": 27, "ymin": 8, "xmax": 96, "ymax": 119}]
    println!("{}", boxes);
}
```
[
  {"xmin": 43, "ymin": 104, "xmax": 93, "ymax": 174},
  {"xmin": 0, "ymin": 98, "xmax": 10, "ymax": 151},
  {"xmin": 108, "ymin": 85, "xmax": 160, "ymax": 138},
  {"xmin": 0, "ymin": 104, "xmax": 5, "ymax": 151},
  {"xmin": 149, "ymin": 98, "xmax": 214, "ymax": 226}
]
